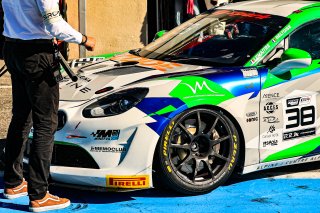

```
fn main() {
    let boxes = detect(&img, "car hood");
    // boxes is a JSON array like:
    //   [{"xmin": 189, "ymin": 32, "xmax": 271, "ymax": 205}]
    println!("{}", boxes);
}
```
[{"xmin": 60, "ymin": 53, "xmax": 210, "ymax": 101}]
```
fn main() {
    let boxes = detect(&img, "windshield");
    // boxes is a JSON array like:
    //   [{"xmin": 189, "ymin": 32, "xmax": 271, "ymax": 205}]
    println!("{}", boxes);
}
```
[{"xmin": 139, "ymin": 9, "xmax": 289, "ymax": 67}]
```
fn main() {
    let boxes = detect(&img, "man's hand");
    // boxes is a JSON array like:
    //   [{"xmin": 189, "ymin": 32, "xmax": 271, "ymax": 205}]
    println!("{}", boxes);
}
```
[
  {"xmin": 81, "ymin": 35, "xmax": 96, "ymax": 51},
  {"xmin": 84, "ymin": 36, "xmax": 96, "ymax": 51}
]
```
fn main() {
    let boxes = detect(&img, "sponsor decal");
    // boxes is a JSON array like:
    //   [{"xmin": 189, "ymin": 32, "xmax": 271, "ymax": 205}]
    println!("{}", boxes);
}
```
[
  {"xmin": 286, "ymin": 96, "xmax": 311, "ymax": 107},
  {"xmin": 267, "ymin": 125, "xmax": 276, "ymax": 134},
  {"xmin": 300, "ymin": 96, "xmax": 311, "ymax": 105},
  {"xmin": 228, "ymin": 135, "xmax": 238, "ymax": 171},
  {"xmin": 64, "ymin": 80, "xmax": 92, "ymax": 93},
  {"xmin": 163, "ymin": 122, "xmax": 174, "ymax": 157},
  {"xmin": 66, "ymin": 82, "xmax": 82, "ymax": 89},
  {"xmin": 264, "ymin": 102, "xmax": 279, "ymax": 114},
  {"xmin": 258, "ymin": 155, "xmax": 320, "ymax": 170},
  {"xmin": 107, "ymin": 175, "xmax": 149, "ymax": 189},
  {"xmin": 262, "ymin": 132, "xmax": 279, "ymax": 139},
  {"xmin": 90, "ymin": 146, "xmax": 127, "ymax": 153},
  {"xmin": 262, "ymin": 125, "xmax": 279, "ymax": 139},
  {"xmin": 286, "ymin": 97, "xmax": 300, "ymax": 107},
  {"xmin": 163, "ymin": 122, "xmax": 175, "ymax": 173},
  {"xmin": 273, "ymin": 25, "xmax": 292, "ymax": 43},
  {"xmin": 251, "ymin": 43, "xmax": 270, "ymax": 65},
  {"xmin": 263, "ymin": 116, "xmax": 279, "ymax": 123},
  {"xmin": 71, "ymin": 57, "xmax": 105, "ymax": 68},
  {"xmin": 42, "ymin": 9, "xmax": 62, "ymax": 24},
  {"xmin": 263, "ymin": 139, "xmax": 278, "ymax": 147},
  {"xmin": 283, "ymin": 128, "xmax": 316, "ymax": 141},
  {"xmin": 181, "ymin": 81, "xmax": 223, "ymax": 97},
  {"xmin": 263, "ymin": 93, "xmax": 280, "ymax": 99},
  {"xmin": 79, "ymin": 87, "xmax": 91, "ymax": 93},
  {"xmin": 78, "ymin": 75, "xmax": 92, "ymax": 83},
  {"xmin": 246, "ymin": 111, "xmax": 257, "ymax": 117},
  {"xmin": 241, "ymin": 68, "xmax": 258, "ymax": 78},
  {"xmin": 91, "ymin": 130, "xmax": 120, "ymax": 140},
  {"xmin": 246, "ymin": 117, "xmax": 258, "ymax": 123}
]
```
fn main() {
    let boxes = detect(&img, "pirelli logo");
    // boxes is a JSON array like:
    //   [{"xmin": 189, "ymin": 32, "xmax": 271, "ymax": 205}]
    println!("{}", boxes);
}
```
[{"xmin": 107, "ymin": 175, "xmax": 149, "ymax": 189}]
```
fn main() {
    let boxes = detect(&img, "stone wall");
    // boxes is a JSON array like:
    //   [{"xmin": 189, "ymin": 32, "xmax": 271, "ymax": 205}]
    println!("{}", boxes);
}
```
[{"xmin": 67, "ymin": 0, "xmax": 147, "ymax": 59}]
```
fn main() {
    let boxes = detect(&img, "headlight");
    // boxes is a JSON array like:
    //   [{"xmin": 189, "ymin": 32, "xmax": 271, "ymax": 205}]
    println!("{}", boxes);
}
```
[{"xmin": 82, "ymin": 88, "xmax": 149, "ymax": 118}]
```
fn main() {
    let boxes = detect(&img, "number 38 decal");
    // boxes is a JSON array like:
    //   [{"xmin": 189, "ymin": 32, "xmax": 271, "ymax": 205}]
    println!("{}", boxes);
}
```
[{"xmin": 286, "ymin": 106, "xmax": 315, "ymax": 129}]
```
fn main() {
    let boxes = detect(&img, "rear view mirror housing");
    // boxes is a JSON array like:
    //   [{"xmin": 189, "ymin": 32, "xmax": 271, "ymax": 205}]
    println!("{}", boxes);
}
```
[{"xmin": 270, "ymin": 48, "xmax": 312, "ymax": 75}]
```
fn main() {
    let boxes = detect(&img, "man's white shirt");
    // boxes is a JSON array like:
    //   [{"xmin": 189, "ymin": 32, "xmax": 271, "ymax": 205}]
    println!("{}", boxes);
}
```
[{"xmin": 2, "ymin": 0, "xmax": 82, "ymax": 43}]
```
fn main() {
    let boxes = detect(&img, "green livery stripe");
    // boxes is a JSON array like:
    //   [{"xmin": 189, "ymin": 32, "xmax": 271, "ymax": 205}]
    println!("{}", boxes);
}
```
[
  {"xmin": 263, "ymin": 137, "xmax": 320, "ymax": 163},
  {"xmin": 169, "ymin": 76, "xmax": 234, "ymax": 108},
  {"xmin": 148, "ymin": 105, "xmax": 177, "ymax": 117}
]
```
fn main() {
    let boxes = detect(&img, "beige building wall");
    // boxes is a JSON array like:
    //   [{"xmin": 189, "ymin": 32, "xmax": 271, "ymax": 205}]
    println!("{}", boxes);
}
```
[{"xmin": 67, "ymin": 0, "xmax": 148, "ymax": 59}]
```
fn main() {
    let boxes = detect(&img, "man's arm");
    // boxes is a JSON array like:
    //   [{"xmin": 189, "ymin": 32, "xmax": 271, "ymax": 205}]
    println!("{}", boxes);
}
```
[{"xmin": 35, "ymin": 0, "xmax": 95, "ymax": 51}]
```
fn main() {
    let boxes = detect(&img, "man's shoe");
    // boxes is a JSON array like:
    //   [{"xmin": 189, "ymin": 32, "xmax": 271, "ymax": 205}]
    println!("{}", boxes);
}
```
[
  {"xmin": 29, "ymin": 192, "xmax": 70, "ymax": 212},
  {"xmin": 3, "ymin": 179, "xmax": 28, "ymax": 199}
]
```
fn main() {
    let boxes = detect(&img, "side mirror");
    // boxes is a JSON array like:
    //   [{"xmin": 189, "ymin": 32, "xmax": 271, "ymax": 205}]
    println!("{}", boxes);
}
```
[
  {"xmin": 153, "ymin": 30, "xmax": 167, "ymax": 41},
  {"xmin": 270, "ymin": 48, "xmax": 312, "ymax": 75}
]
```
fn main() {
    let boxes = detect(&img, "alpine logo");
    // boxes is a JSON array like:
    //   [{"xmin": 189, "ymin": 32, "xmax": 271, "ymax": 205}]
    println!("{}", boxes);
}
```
[
  {"xmin": 91, "ymin": 130, "xmax": 120, "ymax": 140},
  {"xmin": 107, "ymin": 176, "xmax": 149, "ymax": 189}
]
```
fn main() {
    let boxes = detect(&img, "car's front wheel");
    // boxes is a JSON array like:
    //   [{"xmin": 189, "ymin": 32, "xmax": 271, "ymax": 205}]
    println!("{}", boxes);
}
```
[{"xmin": 155, "ymin": 108, "xmax": 240, "ymax": 195}]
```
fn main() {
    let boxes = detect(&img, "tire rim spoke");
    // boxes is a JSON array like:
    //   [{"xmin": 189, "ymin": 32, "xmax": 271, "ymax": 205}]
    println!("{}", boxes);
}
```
[
  {"xmin": 178, "ymin": 123, "xmax": 194, "ymax": 140},
  {"xmin": 197, "ymin": 111, "xmax": 205, "ymax": 134},
  {"xmin": 192, "ymin": 159, "xmax": 201, "ymax": 182},
  {"xmin": 204, "ymin": 160, "xmax": 214, "ymax": 178},
  {"xmin": 210, "ymin": 135, "xmax": 230, "ymax": 147},
  {"xmin": 170, "ymin": 143, "xmax": 190, "ymax": 150},
  {"xmin": 212, "ymin": 153, "xmax": 229, "ymax": 162},
  {"xmin": 177, "ymin": 154, "xmax": 192, "ymax": 169},
  {"xmin": 207, "ymin": 117, "xmax": 219, "ymax": 136}
]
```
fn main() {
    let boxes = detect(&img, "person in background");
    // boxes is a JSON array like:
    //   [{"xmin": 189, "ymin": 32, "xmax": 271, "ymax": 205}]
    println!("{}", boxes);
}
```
[
  {"xmin": 2, "ymin": 0, "xmax": 95, "ymax": 212},
  {"xmin": 175, "ymin": 0, "xmax": 231, "ymax": 27},
  {"xmin": 175, "ymin": 0, "xmax": 202, "ymax": 26}
]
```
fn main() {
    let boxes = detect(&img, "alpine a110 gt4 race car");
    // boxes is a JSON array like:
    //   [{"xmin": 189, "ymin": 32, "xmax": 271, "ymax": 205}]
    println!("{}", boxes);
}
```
[{"xmin": 25, "ymin": 0, "xmax": 320, "ymax": 195}]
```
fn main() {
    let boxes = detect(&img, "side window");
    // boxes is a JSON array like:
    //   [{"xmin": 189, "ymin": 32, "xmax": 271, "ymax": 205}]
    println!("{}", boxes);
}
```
[{"xmin": 289, "ymin": 21, "xmax": 320, "ymax": 59}]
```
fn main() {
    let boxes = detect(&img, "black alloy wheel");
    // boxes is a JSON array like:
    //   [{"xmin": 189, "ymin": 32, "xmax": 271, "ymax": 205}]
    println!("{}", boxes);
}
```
[{"xmin": 155, "ymin": 108, "xmax": 240, "ymax": 195}]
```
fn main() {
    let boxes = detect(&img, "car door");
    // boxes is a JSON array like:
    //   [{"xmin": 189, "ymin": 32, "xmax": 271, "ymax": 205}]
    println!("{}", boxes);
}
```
[{"xmin": 259, "ymin": 20, "xmax": 320, "ymax": 163}]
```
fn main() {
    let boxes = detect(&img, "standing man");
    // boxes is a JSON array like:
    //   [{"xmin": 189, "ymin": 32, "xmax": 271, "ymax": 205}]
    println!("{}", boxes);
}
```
[{"xmin": 2, "ymin": 0, "xmax": 95, "ymax": 212}]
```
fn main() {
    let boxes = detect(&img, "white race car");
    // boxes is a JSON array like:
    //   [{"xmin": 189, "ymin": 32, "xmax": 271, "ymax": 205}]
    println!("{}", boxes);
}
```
[{"xmin": 25, "ymin": 0, "xmax": 320, "ymax": 195}]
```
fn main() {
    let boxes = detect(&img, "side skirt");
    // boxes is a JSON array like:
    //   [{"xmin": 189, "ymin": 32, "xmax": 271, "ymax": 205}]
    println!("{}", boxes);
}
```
[{"xmin": 242, "ymin": 153, "xmax": 320, "ymax": 174}]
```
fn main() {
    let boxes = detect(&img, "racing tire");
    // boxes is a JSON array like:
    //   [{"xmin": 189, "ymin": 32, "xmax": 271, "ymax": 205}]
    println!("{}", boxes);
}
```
[{"xmin": 155, "ymin": 108, "xmax": 240, "ymax": 195}]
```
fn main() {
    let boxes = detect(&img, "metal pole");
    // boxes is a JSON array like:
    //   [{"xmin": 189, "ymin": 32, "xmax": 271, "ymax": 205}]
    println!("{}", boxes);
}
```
[{"xmin": 79, "ymin": 0, "xmax": 86, "ymax": 58}]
